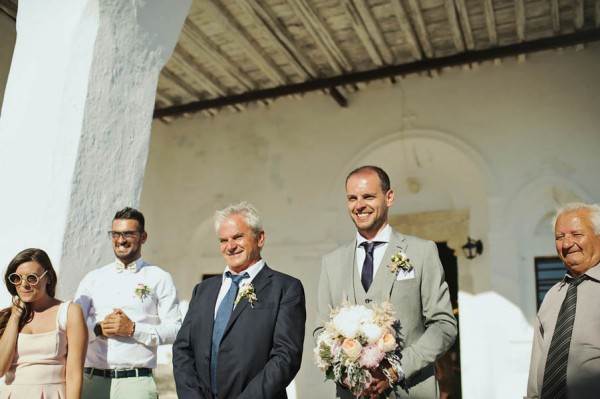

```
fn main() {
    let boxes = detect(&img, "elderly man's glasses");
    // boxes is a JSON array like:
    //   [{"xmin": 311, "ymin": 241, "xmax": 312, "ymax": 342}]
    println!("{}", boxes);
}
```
[
  {"xmin": 108, "ymin": 230, "xmax": 139, "ymax": 241},
  {"xmin": 8, "ymin": 270, "xmax": 49, "ymax": 286}
]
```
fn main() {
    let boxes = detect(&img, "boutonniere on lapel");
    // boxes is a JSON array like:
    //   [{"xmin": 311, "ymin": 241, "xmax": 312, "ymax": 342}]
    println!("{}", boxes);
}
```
[
  {"xmin": 235, "ymin": 282, "xmax": 257, "ymax": 308},
  {"xmin": 134, "ymin": 283, "xmax": 152, "ymax": 301},
  {"xmin": 387, "ymin": 251, "xmax": 413, "ymax": 274}
]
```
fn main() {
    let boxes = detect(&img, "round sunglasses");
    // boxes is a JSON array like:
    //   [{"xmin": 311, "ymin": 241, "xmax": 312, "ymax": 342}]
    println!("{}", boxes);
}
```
[{"xmin": 8, "ymin": 270, "xmax": 49, "ymax": 286}]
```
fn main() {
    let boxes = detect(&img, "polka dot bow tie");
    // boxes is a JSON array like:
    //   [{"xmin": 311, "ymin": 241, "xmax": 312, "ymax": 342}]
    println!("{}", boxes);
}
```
[{"xmin": 116, "ymin": 261, "xmax": 137, "ymax": 273}]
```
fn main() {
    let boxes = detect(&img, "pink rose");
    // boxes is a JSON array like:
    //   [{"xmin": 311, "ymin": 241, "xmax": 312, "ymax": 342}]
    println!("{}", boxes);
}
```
[
  {"xmin": 313, "ymin": 346, "xmax": 330, "ymax": 371},
  {"xmin": 358, "ymin": 344, "xmax": 385, "ymax": 369}
]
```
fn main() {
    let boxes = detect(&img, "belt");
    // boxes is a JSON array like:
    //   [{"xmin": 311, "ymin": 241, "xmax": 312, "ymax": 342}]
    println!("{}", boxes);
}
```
[{"xmin": 84, "ymin": 367, "xmax": 152, "ymax": 379}]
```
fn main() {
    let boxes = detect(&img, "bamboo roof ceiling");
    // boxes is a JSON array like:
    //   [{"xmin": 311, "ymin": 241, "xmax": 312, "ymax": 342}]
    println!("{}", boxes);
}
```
[{"xmin": 2, "ymin": 0, "xmax": 600, "ymax": 120}]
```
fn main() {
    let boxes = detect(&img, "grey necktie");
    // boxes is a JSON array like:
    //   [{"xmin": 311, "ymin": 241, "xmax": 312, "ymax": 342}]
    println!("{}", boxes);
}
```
[
  {"xmin": 360, "ymin": 241, "xmax": 381, "ymax": 292},
  {"xmin": 210, "ymin": 271, "xmax": 249, "ymax": 394},
  {"xmin": 540, "ymin": 274, "xmax": 589, "ymax": 399}
]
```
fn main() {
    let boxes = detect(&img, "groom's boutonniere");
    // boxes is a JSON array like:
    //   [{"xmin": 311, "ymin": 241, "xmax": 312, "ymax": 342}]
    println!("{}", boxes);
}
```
[
  {"xmin": 134, "ymin": 283, "xmax": 152, "ymax": 301},
  {"xmin": 235, "ymin": 282, "xmax": 257, "ymax": 308},
  {"xmin": 387, "ymin": 251, "xmax": 413, "ymax": 273}
]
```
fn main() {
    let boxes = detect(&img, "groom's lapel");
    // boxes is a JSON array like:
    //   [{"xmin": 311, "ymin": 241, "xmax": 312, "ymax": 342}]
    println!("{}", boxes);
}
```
[
  {"xmin": 340, "ymin": 241, "xmax": 357, "ymax": 304},
  {"xmin": 372, "ymin": 230, "xmax": 408, "ymax": 299}
]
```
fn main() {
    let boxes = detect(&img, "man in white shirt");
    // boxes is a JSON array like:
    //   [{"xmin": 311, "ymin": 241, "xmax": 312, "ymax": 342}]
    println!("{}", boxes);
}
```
[{"xmin": 75, "ymin": 207, "xmax": 181, "ymax": 399}]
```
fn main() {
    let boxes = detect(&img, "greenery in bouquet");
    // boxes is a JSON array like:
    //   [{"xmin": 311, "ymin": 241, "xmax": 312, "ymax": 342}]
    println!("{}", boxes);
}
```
[{"xmin": 314, "ymin": 300, "xmax": 403, "ymax": 398}]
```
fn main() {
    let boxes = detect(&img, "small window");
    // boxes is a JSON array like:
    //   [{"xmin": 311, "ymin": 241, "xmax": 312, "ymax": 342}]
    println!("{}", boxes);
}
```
[{"xmin": 534, "ymin": 257, "xmax": 565, "ymax": 309}]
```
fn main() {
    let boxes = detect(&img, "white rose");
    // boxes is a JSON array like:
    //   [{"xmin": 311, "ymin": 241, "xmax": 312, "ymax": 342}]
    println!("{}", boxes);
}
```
[
  {"xmin": 316, "ymin": 330, "xmax": 336, "ymax": 347},
  {"xmin": 333, "ymin": 307, "xmax": 364, "ymax": 338},
  {"xmin": 360, "ymin": 322, "xmax": 383, "ymax": 344},
  {"xmin": 358, "ymin": 308, "xmax": 374, "ymax": 322}
]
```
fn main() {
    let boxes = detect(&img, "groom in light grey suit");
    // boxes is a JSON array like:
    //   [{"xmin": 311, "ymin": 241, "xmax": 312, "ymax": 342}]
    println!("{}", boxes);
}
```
[{"xmin": 315, "ymin": 166, "xmax": 457, "ymax": 399}]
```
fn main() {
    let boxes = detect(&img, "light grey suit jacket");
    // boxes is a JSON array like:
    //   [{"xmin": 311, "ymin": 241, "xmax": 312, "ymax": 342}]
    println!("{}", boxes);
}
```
[{"xmin": 315, "ymin": 229, "xmax": 457, "ymax": 399}]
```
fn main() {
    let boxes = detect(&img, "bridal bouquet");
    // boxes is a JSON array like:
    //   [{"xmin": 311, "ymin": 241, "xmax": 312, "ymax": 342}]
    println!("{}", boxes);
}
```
[{"xmin": 314, "ymin": 300, "xmax": 403, "ymax": 398}]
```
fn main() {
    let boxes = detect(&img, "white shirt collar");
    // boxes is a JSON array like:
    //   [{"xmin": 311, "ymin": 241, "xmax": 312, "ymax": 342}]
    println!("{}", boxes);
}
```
[
  {"xmin": 222, "ymin": 259, "xmax": 265, "ymax": 282},
  {"xmin": 355, "ymin": 224, "xmax": 392, "ymax": 247}
]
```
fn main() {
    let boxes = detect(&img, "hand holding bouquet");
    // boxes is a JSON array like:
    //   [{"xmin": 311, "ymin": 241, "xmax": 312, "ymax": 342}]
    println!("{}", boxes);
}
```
[{"xmin": 314, "ymin": 300, "xmax": 403, "ymax": 398}]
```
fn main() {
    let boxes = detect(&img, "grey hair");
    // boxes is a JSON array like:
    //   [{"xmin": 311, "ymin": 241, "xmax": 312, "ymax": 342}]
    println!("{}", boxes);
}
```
[
  {"xmin": 553, "ymin": 202, "xmax": 600, "ymax": 234},
  {"xmin": 214, "ymin": 201, "xmax": 264, "ymax": 236}
]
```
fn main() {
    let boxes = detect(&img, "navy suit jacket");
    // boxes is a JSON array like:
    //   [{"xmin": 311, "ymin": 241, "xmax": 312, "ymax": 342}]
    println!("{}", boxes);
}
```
[{"xmin": 173, "ymin": 264, "xmax": 306, "ymax": 399}]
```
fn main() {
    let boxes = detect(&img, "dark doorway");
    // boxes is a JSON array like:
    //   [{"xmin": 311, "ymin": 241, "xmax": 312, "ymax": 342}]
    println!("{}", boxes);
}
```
[{"xmin": 435, "ymin": 242, "xmax": 462, "ymax": 399}]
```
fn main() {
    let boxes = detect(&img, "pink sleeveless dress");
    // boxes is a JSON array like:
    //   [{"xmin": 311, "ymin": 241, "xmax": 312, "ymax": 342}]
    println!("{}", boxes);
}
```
[{"xmin": 0, "ymin": 301, "xmax": 70, "ymax": 399}]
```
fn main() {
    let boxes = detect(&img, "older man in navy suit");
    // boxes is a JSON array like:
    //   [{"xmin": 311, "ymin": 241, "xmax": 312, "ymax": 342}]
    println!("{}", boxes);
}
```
[{"xmin": 173, "ymin": 202, "xmax": 306, "ymax": 399}]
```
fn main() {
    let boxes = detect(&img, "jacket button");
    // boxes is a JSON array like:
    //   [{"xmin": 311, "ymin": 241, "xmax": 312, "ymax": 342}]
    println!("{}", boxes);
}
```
[{"xmin": 365, "ymin": 299, "xmax": 372, "ymax": 304}]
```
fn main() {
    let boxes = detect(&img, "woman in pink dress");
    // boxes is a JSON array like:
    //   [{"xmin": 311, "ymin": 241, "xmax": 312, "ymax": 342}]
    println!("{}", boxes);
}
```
[{"xmin": 0, "ymin": 248, "xmax": 88, "ymax": 399}]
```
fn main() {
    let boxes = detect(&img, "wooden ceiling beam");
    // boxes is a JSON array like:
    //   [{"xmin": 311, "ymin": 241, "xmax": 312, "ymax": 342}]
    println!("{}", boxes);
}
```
[
  {"xmin": 155, "ymin": 90, "xmax": 173, "ymax": 107},
  {"xmin": 238, "ymin": 0, "xmax": 354, "ymax": 107},
  {"xmin": 405, "ymin": 0, "xmax": 434, "ymax": 58},
  {"xmin": 0, "ymin": 0, "xmax": 16, "ymax": 20},
  {"xmin": 453, "ymin": 0, "xmax": 475, "ymax": 50},
  {"xmin": 389, "ymin": 0, "xmax": 423, "ymax": 59},
  {"xmin": 329, "ymin": 87, "xmax": 348, "ymax": 107},
  {"xmin": 483, "ymin": 0, "xmax": 498, "ymax": 45},
  {"xmin": 237, "ymin": 0, "xmax": 317, "ymax": 78},
  {"xmin": 160, "ymin": 68, "xmax": 205, "ymax": 100},
  {"xmin": 445, "ymin": 0, "xmax": 466, "ymax": 52},
  {"xmin": 237, "ymin": 0, "xmax": 348, "ymax": 106},
  {"xmin": 163, "ymin": 63, "xmax": 244, "ymax": 113},
  {"xmin": 154, "ymin": 28, "xmax": 600, "ymax": 118},
  {"xmin": 202, "ymin": 1, "xmax": 288, "ymax": 85},
  {"xmin": 172, "ymin": 45, "xmax": 228, "ymax": 97},
  {"xmin": 343, "ymin": 0, "xmax": 394, "ymax": 66},
  {"xmin": 182, "ymin": 21, "xmax": 256, "ymax": 90},
  {"xmin": 574, "ymin": 0, "xmax": 585, "ymax": 30},
  {"xmin": 287, "ymin": 0, "xmax": 353, "ymax": 73},
  {"xmin": 515, "ymin": 0, "xmax": 526, "ymax": 42},
  {"xmin": 550, "ymin": 0, "xmax": 561, "ymax": 32}
]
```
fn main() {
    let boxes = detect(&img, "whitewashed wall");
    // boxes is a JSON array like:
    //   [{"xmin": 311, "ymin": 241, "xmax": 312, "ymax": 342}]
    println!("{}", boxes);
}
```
[{"xmin": 142, "ymin": 43, "xmax": 600, "ymax": 399}]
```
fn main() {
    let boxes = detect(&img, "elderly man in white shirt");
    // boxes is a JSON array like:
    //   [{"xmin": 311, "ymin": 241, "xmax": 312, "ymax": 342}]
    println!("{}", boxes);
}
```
[{"xmin": 75, "ymin": 207, "xmax": 181, "ymax": 399}]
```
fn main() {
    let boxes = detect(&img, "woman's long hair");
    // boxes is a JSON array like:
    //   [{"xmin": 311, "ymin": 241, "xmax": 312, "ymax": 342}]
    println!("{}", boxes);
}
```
[{"xmin": 0, "ymin": 248, "xmax": 58, "ymax": 337}]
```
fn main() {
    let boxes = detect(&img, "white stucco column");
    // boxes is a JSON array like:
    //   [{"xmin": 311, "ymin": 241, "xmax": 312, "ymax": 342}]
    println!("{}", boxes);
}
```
[{"xmin": 0, "ymin": 0, "xmax": 191, "ymax": 304}]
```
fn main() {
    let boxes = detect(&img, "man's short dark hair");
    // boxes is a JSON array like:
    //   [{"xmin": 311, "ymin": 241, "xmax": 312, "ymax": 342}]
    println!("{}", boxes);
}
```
[
  {"xmin": 113, "ymin": 207, "xmax": 145, "ymax": 232},
  {"xmin": 345, "ymin": 165, "xmax": 391, "ymax": 193}
]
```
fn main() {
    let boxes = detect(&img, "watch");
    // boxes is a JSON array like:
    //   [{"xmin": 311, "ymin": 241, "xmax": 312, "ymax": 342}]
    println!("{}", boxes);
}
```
[{"xmin": 94, "ymin": 323, "xmax": 103, "ymax": 337}]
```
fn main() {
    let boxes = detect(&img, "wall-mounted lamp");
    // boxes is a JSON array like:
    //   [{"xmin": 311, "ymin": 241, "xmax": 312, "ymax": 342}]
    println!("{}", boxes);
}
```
[{"xmin": 462, "ymin": 237, "xmax": 483, "ymax": 259}]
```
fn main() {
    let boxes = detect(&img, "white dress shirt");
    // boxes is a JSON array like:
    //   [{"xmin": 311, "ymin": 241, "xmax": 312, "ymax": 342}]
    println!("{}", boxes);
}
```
[
  {"xmin": 74, "ymin": 257, "xmax": 181, "ymax": 369},
  {"xmin": 214, "ymin": 259, "xmax": 265, "ymax": 317},
  {"xmin": 355, "ymin": 224, "xmax": 392, "ymax": 276}
]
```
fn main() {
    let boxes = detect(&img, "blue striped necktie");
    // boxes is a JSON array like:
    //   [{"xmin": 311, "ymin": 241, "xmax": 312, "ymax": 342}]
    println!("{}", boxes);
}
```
[{"xmin": 210, "ymin": 271, "xmax": 249, "ymax": 394}]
